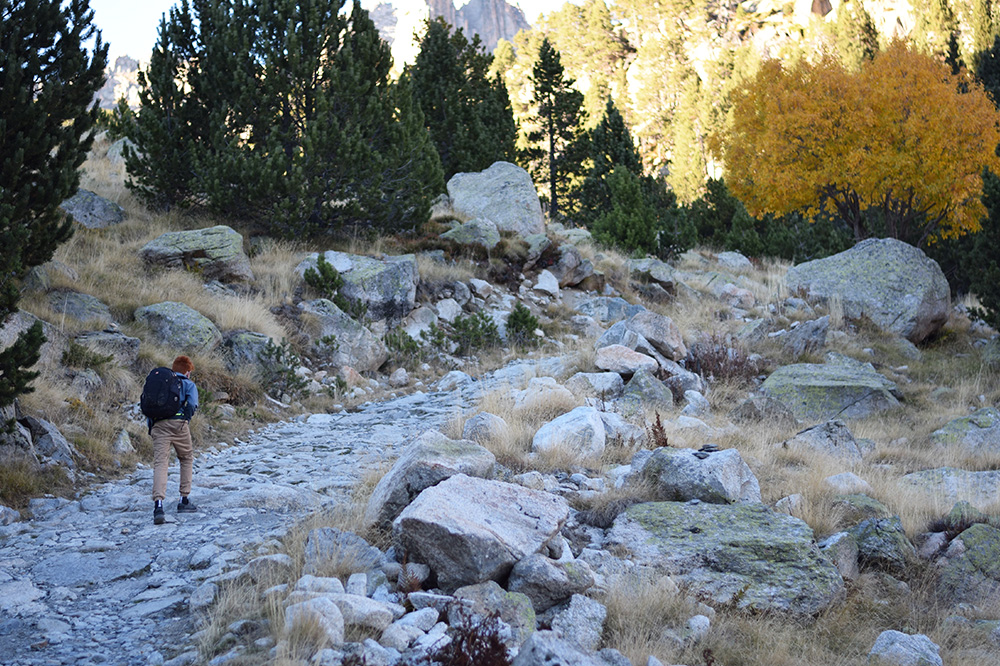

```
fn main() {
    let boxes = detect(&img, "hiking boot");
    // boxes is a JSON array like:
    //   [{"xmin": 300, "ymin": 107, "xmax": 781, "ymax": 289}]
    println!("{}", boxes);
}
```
[
  {"xmin": 177, "ymin": 498, "xmax": 198, "ymax": 513},
  {"xmin": 153, "ymin": 505, "xmax": 165, "ymax": 525}
]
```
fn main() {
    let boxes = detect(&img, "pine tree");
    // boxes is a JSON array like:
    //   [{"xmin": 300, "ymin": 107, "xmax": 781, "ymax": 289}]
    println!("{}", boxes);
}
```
[
  {"xmin": 525, "ymin": 38, "xmax": 587, "ymax": 219},
  {"xmin": 593, "ymin": 166, "xmax": 657, "ymax": 254},
  {"xmin": 409, "ymin": 18, "xmax": 516, "ymax": 179},
  {"xmin": 834, "ymin": 0, "xmax": 880, "ymax": 69},
  {"xmin": 967, "ymin": 168, "xmax": 1000, "ymax": 329},
  {"xmin": 578, "ymin": 98, "xmax": 643, "ymax": 224},
  {"xmin": 0, "ymin": 0, "xmax": 107, "ymax": 418},
  {"xmin": 126, "ymin": 0, "xmax": 442, "ymax": 237},
  {"xmin": 974, "ymin": 34, "xmax": 1000, "ymax": 105}
]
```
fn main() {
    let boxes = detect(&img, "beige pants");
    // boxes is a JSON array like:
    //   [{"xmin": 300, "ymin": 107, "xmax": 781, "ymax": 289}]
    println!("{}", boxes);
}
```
[{"xmin": 151, "ymin": 419, "xmax": 193, "ymax": 502}]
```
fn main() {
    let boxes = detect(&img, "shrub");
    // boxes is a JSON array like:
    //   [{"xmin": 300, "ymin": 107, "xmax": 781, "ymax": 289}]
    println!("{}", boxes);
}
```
[
  {"xmin": 965, "ymin": 168, "xmax": 1000, "ymax": 329},
  {"xmin": 303, "ymin": 254, "xmax": 368, "ymax": 321},
  {"xmin": 450, "ymin": 311, "xmax": 501, "ymax": 356},
  {"xmin": 256, "ymin": 338, "xmax": 309, "ymax": 399},
  {"xmin": 428, "ymin": 609, "xmax": 512, "ymax": 666},
  {"xmin": 506, "ymin": 302, "xmax": 539, "ymax": 347},
  {"xmin": 688, "ymin": 332, "xmax": 761, "ymax": 384},
  {"xmin": 62, "ymin": 342, "xmax": 113, "ymax": 370}
]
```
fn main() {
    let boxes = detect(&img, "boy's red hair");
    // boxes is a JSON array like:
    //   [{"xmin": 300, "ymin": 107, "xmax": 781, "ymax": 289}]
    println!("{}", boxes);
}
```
[{"xmin": 172, "ymin": 355, "xmax": 194, "ymax": 374}]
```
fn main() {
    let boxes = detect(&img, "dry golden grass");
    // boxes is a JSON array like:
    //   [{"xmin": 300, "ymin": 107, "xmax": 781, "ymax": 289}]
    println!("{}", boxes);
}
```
[
  {"xmin": 415, "ymin": 251, "xmax": 481, "ymax": 284},
  {"xmin": 459, "ymin": 383, "xmax": 584, "ymax": 470},
  {"xmin": 600, "ymin": 573, "xmax": 705, "ymax": 666}
]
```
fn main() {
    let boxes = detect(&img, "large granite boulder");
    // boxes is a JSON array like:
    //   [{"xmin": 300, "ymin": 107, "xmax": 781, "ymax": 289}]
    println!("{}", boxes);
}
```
[
  {"xmin": 605, "ymin": 501, "xmax": 845, "ymax": 616},
  {"xmin": 760, "ymin": 353, "xmax": 901, "ymax": 421},
  {"xmin": 140, "ymin": 225, "xmax": 253, "ymax": 282},
  {"xmin": 532, "ymin": 406, "xmax": 607, "ymax": 460},
  {"xmin": 74, "ymin": 330, "xmax": 140, "ymax": 366},
  {"xmin": 634, "ymin": 446, "xmax": 762, "ymax": 504},
  {"xmin": 898, "ymin": 467, "xmax": 1000, "ymax": 511},
  {"xmin": 134, "ymin": 301, "xmax": 222, "ymax": 352},
  {"xmin": 393, "ymin": 474, "xmax": 569, "ymax": 591},
  {"xmin": 59, "ymin": 189, "xmax": 125, "ymax": 229},
  {"xmin": 48, "ymin": 291, "xmax": 113, "ymax": 327},
  {"xmin": 298, "ymin": 299, "xmax": 387, "ymax": 372},
  {"xmin": 564, "ymin": 372, "xmax": 625, "ymax": 400},
  {"xmin": 22, "ymin": 416, "xmax": 80, "ymax": 470},
  {"xmin": 930, "ymin": 407, "xmax": 1000, "ymax": 457},
  {"xmin": 297, "ymin": 251, "xmax": 418, "ymax": 322},
  {"xmin": 937, "ymin": 523, "xmax": 1000, "ymax": 606},
  {"xmin": 364, "ymin": 430, "xmax": 496, "ymax": 530},
  {"xmin": 446, "ymin": 162, "xmax": 545, "ymax": 237},
  {"xmin": 784, "ymin": 238, "xmax": 950, "ymax": 344}
]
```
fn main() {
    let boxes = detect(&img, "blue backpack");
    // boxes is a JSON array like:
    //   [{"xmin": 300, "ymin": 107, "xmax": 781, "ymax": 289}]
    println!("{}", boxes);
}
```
[{"xmin": 140, "ymin": 367, "xmax": 185, "ymax": 420}]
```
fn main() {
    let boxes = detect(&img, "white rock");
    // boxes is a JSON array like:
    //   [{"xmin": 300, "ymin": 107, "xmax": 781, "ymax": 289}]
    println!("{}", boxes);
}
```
[
  {"xmin": 534, "ymin": 270, "xmax": 561, "ymax": 297},
  {"xmin": 284, "ymin": 597, "xmax": 345, "ymax": 645},
  {"xmin": 435, "ymin": 298, "xmax": 462, "ymax": 323},
  {"xmin": 868, "ymin": 630, "xmax": 943, "ymax": 666},
  {"xmin": 532, "ymin": 406, "xmax": 607, "ymax": 460}
]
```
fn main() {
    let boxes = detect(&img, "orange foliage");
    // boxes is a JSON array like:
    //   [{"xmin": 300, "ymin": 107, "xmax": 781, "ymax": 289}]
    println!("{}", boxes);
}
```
[{"xmin": 713, "ymin": 40, "xmax": 1000, "ymax": 246}]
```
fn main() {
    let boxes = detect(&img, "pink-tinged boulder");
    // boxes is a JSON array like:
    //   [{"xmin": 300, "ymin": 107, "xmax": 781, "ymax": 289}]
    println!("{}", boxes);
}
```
[
  {"xmin": 393, "ymin": 474, "xmax": 569, "ymax": 592},
  {"xmin": 595, "ymin": 344, "xmax": 658, "ymax": 375}
]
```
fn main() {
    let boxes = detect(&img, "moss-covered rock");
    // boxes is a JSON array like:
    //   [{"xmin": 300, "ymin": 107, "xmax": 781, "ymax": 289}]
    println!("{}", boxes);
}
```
[
  {"xmin": 605, "ymin": 501, "xmax": 844, "ymax": 616},
  {"xmin": 761, "ymin": 353, "xmax": 901, "ymax": 421},
  {"xmin": 297, "ymin": 251, "xmax": 418, "ymax": 323},
  {"xmin": 440, "ymin": 217, "xmax": 501, "ymax": 250},
  {"xmin": 140, "ymin": 225, "xmax": 253, "ymax": 282},
  {"xmin": 898, "ymin": 467, "xmax": 1000, "ymax": 511},
  {"xmin": 929, "ymin": 407, "xmax": 1000, "ymax": 457},
  {"xmin": 848, "ymin": 516, "xmax": 917, "ymax": 573},
  {"xmin": 785, "ymin": 237, "xmax": 950, "ymax": 343},
  {"xmin": 134, "ymin": 301, "xmax": 222, "ymax": 352},
  {"xmin": 832, "ymin": 494, "xmax": 892, "ymax": 526},
  {"xmin": 939, "ymin": 523, "xmax": 1000, "ymax": 606},
  {"xmin": 619, "ymin": 368, "xmax": 674, "ymax": 415},
  {"xmin": 48, "ymin": 291, "xmax": 113, "ymax": 327}
]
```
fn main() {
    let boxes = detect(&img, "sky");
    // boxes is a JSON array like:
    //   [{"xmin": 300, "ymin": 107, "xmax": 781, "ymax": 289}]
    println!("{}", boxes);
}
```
[{"xmin": 89, "ymin": 0, "xmax": 570, "ymax": 62}]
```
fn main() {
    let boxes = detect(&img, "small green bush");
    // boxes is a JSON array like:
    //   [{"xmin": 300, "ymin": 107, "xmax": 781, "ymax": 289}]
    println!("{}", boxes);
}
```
[
  {"xmin": 450, "ymin": 311, "xmax": 501, "ymax": 356},
  {"xmin": 384, "ymin": 327, "xmax": 423, "ymax": 368},
  {"xmin": 506, "ymin": 301, "xmax": 539, "ymax": 347},
  {"xmin": 303, "ymin": 253, "xmax": 344, "ymax": 302},
  {"xmin": 257, "ymin": 338, "xmax": 309, "ymax": 399},
  {"xmin": 62, "ymin": 342, "xmax": 113, "ymax": 370}
]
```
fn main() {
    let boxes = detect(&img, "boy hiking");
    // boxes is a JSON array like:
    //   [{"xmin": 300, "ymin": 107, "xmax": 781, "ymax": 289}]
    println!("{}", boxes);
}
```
[{"xmin": 141, "ymin": 355, "xmax": 200, "ymax": 525}]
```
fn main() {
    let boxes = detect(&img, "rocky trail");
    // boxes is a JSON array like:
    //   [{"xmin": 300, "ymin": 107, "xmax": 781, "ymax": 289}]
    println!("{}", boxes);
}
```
[{"xmin": 0, "ymin": 383, "xmax": 478, "ymax": 666}]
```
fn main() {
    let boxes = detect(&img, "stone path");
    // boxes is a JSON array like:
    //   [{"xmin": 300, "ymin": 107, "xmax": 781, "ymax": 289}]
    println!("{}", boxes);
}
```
[{"xmin": 0, "ymin": 384, "xmax": 480, "ymax": 666}]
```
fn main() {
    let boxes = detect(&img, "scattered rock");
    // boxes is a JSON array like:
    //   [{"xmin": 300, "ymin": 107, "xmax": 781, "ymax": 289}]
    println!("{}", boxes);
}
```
[
  {"xmin": 59, "ymin": 189, "xmax": 125, "ymax": 229},
  {"xmin": 141, "ymin": 225, "xmax": 253, "ymax": 282},
  {"xmin": 134, "ymin": 301, "xmax": 223, "ymax": 353},
  {"xmin": 595, "ymin": 344, "xmax": 659, "ymax": 375},
  {"xmin": 297, "ymin": 251, "xmax": 419, "ymax": 323},
  {"xmin": 283, "ymin": 597, "xmax": 345, "ymax": 646},
  {"xmin": 937, "ymin": 523, "xmax": 1000, "ymax": 606},
  {"xmin": 440, "ymin": 217, "xmax": 501, "ymax": 250},
  {"xmin": 848, "ymin": 517, "xmax": 917, "ymax": 573},
  {"xmin": 868, "ymin": 630, "xmax": 943, "ymax": 666},
  {"xmin": 779, "ymin": 420, "xmax": 863, "ymax": 463},
  {"xmin": 299, "ymin": 298, "xmax": 388, "ymax": 372},
  {"xmin": 48, "ymin": 291, "xmax": 113, "ymax": 326},
  {"xmin": 898, "ymin": 467, "xmax": 1000, "ymax": 511},
  {"xmin": 550, "ymin": 594, "xmax": 606, "ymax": 652},
  {"xmin": 635, "ymin": 446, "xmax": 762, "ymax": 504},
  {"xmin": 532, "ymin": 406, "xmax": 607, "ymax": 460},
  {"xmin": 74, "ymin": 330, "xmax": 140, "ymax": 366}
]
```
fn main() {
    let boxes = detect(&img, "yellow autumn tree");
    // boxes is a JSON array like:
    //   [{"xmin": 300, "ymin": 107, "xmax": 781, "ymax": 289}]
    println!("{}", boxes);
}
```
[{"xmin": 714, "ymin": 40, "xmax": 1000, "ymax": 246}]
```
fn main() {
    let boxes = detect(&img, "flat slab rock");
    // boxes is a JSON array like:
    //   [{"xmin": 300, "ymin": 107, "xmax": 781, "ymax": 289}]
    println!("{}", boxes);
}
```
[
  {"xmin": 31, "ymin": 550, "xmax": 153, "ymax": 588},
  {"xmin": 606, "ymin": 501, "xmax": 844, "ymax": 616}
]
